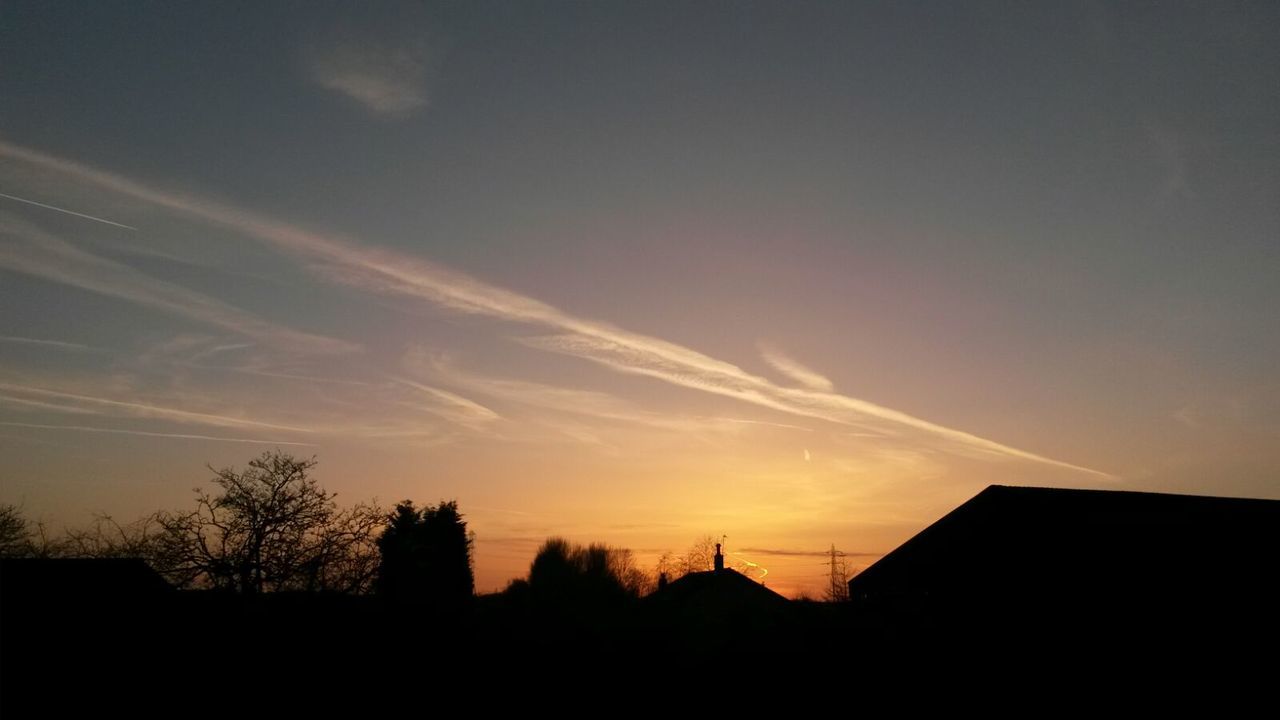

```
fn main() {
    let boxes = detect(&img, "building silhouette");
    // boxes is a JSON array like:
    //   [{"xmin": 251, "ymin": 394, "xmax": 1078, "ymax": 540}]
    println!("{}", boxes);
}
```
[{"xmin": 847, "ymin": 485, "xmax": 1280, "ymax": 653}]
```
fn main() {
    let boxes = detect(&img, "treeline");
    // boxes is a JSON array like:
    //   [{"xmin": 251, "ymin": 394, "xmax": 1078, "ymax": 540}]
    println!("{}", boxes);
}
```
[
  {"xmin": 0, "ymin": 450, "xmax": 729, "ymax": 600},
  {"xmin": 0, "ymin": 451, "xmax": 466, "ymax": 598}
]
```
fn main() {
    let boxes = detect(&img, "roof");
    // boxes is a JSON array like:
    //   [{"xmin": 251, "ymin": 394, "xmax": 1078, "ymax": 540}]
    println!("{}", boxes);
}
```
[
  {"xmin": 655, "ymin": 567, "xmax": 788, "ymax": 605},
  {"xmin": 0, "ymin": 558, "xmax": 173, "ymax": 602},
  {"xmin": 645, "ymin": 568, "xmax": 790, "ymax": 629},
  {"xmin": 848, "ymin": 484, "xmax": 1280, "ymax": 612}
]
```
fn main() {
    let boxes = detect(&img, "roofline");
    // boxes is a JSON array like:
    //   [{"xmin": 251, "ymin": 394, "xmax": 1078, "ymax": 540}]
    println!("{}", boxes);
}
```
[{"xmin": 848, "ymin": 484, "xmax": 1280, "ymax": 592}]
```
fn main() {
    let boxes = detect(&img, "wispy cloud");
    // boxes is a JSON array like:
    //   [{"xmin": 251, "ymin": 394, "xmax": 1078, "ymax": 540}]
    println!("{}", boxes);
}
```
[
  {"xmin": 0, "ymin": 213, "xmax": 358, "ymax": 356},
  {"xmin": 201, "ymin": 364, "xmax": 374, "ymax": 388},
  {"xmin": 0, "ymin": 191, "xmax": 137, "ymax": 230},
  {"xmin": 0, "ymin": 421, "xmax": 316, "ymax": 446},
  {"xmin": 0, "ymin": 383, "xmax": 314, "ymax": 434},
  {"xmin": 189, "ymin": 342, "xmax": 254, "ymax": 362},
  {"xmin": 0, "ymin": 395, "xmax": 101, "ymax": 415},
  {"xmin": 474, "ymin": 535, "xmax": 549, "ymax": 549},
  {"xmin": 407, "ymin": 352, "xmax": 767, "ymax": 437},
  {"xmin": 0, "ymin": 141, "xmax": 1109, "ymax": 477},
  {"xmin": 0, "ymin": 335, "xmax": 95, "ymax": 352},
  {"xmin": 759, "ymin": 342, "xmax": 834, "ymax": 391},
  {"xmin": 716, "ymin": 417, "xmax": 814, "ymax": 432},
  {"xmin": 738, "ymin": 547, "xmax": 883, "ymax": 558},
  {"xmin": 412, "ymin": 353, "xmax": 642, "ymax": 418},
  {"xmin": 393, "ymin": 377, "xmax": 501, "ymax": 428},
  {"xmin": 524, "ymin": 333, "xmax": 1109, "ymax": 475},
  {"xmin": 127, "ymin": 334, "xmax": 368, "ymax": 386},
  {"xmin": 0, "ymin": 380, "xmax": 463, "ymax": 445},
  {"xmin": 1173, "ymin": 397, "xmax": 1245, "ymax": 429},
  {"xmin": 306, "ymin": 39, "xmax": 437, "ymax": 117}
]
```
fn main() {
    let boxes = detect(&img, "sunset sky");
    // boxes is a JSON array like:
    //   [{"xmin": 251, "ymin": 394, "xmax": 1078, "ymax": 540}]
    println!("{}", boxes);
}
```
[{"xmin": 2, "ymin": 2, "xmax": 1277, "ymax": 596}]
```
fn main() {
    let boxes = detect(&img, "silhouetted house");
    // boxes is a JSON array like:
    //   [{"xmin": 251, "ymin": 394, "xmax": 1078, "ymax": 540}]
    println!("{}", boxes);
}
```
[
  {"xmin": 0, "ymin": 557, "xmax": 172, "ymax": 605},
  {"xmin": 847, "ymin": 485, "xmax": 1280, "ymax": 648},
  {"xmin": 1, "ymin": 558, "xmax": 172, "ymax": 637},
  {"xmin": 1, "ymin": 558, "xmax": 176, "ymax": 692},
  {"xmin": 644, "ymin": 543, "xmax": 790, "ymax": 635}
]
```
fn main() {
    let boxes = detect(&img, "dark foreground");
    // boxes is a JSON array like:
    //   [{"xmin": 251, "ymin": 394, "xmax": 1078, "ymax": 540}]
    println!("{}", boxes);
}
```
[{"xmin": 2, "ymin": 578, "xmax": 1273, "ymax": 711}]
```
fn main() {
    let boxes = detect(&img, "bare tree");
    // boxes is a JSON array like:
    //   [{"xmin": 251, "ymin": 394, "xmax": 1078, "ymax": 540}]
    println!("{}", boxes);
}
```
[
  {"xmin": 152, "ymin": 451, "xmax": 383, "ymax": 593},
  {"xmin": 0, "ymin": 503, "xmax": 65, "ymax": 558},
  {"xmin": 652, "ymin": 535, "xmax": 719, "ymax": 584},
  {"xmin": 62, "ymin": 513, "xmax": 161, "ymax": 559},
  {"xmin": 300, "ymin": 501, "xmax": 384, "ymax": 594},
  {"xmin": 0, "ymin": 503, "xmax": 31, "ymax": 557},
  {"xmin": 606, "ymin": 545, "xmax": 652, "ymax": 596},
  {"xmin": 655, "ymin": 551, "xmax": 680, "ymax": 584},
  {"xmin": 682, "ymin": 535, "xmax": 718, "ymax": 575}
]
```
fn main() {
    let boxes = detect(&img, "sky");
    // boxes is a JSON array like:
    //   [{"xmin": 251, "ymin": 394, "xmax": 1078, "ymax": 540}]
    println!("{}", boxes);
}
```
[{"xmin": 1, "ymin": 2, "xmax": 1277, "ymax": 596}]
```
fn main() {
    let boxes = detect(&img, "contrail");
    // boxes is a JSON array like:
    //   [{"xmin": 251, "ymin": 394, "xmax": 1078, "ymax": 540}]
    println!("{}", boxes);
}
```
[
  {"xmin": 0, "ymin": 140, "xmax": 1112, "ymax": 478},
  {"xmin": 759, "ymin": 342, "xmax": 835, "ymax": 391},
  {"xmin": 0, "ymin": 421, "xmax": 316, "ymax": 446},
  {"xmin": 730, "ymin": 553, "xmax": 768, "ymax": 581},
  {"xmin": 0, "ymin": 215, "xmax": 360, "ymax": 356},
  {"xmin": 0, "ymin": 335, "xmax": 94, "ymax": 352},
  {"xmin": 0, "ymin": 191, "xmax": 137, "ymax": 230},
  {"xmin": 0, "ymin": 383, "xmax": 316, "ymax": 433}
]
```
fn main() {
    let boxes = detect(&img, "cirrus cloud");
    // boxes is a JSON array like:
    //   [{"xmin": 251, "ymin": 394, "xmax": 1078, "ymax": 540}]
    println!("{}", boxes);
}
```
[
  {"xmin": 304, "ymin": 20, "xmax": 443, "ymax": 118},
  {"xmin": 0, "ymin": 140, "xmax": 1112, "ymax": 478}
]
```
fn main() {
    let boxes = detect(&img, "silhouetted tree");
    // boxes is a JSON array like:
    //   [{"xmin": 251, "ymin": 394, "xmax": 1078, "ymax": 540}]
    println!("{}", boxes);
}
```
[
  {"xmin": 681, "ymin": 535, "xmax": 718, "ymax": 575},
  {"xmin": 655, "ymin": 551, "xmax": 680, "ymax": 583},
  {"xmin": 375, "ymin": 499, "xmax": 474, "ymax": 607},
  {"xmin": 0, "ymin": 503, "xmax": 63, "ymax": 558},
  {"xmin": 652, "ymin": 535, "xmax": 719, "ymax": 584},
  {"xmin": 527, "ymin": 537, "xmax": 647, "ymax": 604},
  {"xmin": 151, "ymin": 451, "xmax": 383, "ymax": 593},
  {"xmin": 298, "ymin": 502, "xmax": 384, "ymax": 594},
  {"xmin": 608, "ymin": 545, "xmax": 652, "ymax": 596},
  {"xmin": 528, "ymin": 536, "xmax": 577, "ymax": 594},
  {"xmin": 61, "ymin": 513, "xmax": 161, "ymax": 559},
  {"xmin": 0, "ymin": 503, "xmax": 31, "ymax": 557}
]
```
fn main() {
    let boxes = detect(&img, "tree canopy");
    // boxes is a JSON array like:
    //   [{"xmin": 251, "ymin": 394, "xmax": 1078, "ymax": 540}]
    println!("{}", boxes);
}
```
[
  {"xmin": 151, "ymin": 451, "xmax": 382, "ymax": 593},
  {"xmin": 376, "ymin": 499, "xmax": 474, "ymax": 607},
  {"xmin": 0, "ymin": 503, "xmax": 30, "ymax": 558},
  {"xmin": 527, "ymin": 537, "xmax": 649, "ymax": 604}
]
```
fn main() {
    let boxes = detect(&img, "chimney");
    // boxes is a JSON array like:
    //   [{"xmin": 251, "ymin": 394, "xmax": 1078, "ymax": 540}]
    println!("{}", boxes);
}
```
[
  {"xmin": 658, "ymin": 572, "xmax": 668, "ymax": 590},
  {"xmin": 714, "ymin": 543, "xmax": 724, "ymax": 572}
]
